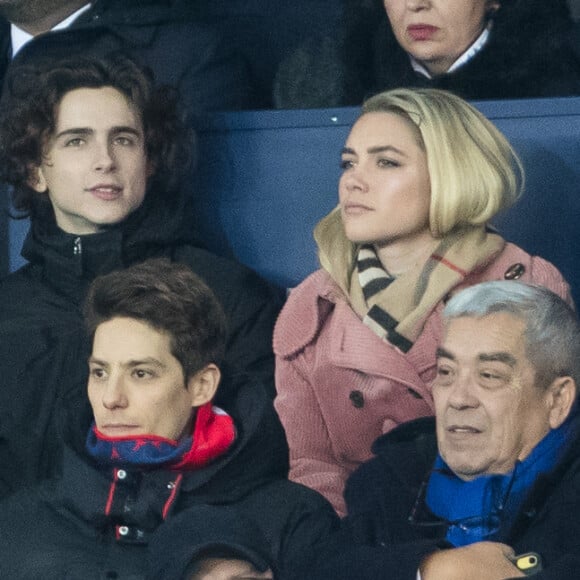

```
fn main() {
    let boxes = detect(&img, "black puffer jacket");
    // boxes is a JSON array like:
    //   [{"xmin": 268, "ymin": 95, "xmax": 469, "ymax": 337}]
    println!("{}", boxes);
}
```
[
  {"xmin": 274, "ymin": 0, "xmax": 580, "ymax": 108},
  {"xmin": 0, "ymin": 180, "xmax": 285, "ymax": 499},
  {"xmin": 0, "ymin": 0, "xmax": 254, "ymax": 115},
  {"xmin": 0, "ymin": 377, "xmax": 337, "ymax": 580}
]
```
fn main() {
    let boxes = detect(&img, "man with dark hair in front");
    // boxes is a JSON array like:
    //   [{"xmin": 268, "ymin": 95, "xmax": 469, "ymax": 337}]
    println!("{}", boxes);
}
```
[
  {"xmin": 296, "ymin": 281, "xmax": 580, "ymax": 579},
  {"xmin": 0, "ymin": 258, "xmax": 337, "ymax": 579},
  {"xmin": 0, "ymin": 52, "xmax": 284, "ymax": 499}
]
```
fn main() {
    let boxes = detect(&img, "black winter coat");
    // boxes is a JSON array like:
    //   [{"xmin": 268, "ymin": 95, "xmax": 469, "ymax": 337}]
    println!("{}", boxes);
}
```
[
  {"xmin": 0, "ymin": 181, "xmax": 285, "ymax": 499},
  {"xmin": 0, "ymin": 377, "xmax": 338, "ymax": 579},
  {"xmin": 274, "ymin": 0, "xmax": 580, "ymax": 108},
  {"xmin": 296, "ymin": 415, "xmax": 580, "ymax": 579},
  {"xmin": 0, "ymin": 0, "xmax": 254, "ymax": 115}
]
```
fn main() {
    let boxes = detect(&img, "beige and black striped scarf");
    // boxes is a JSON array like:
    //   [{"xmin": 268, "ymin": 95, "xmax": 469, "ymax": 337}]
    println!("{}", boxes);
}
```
[{"xmin": 315, "ymin": 208, "xmax": 504, "ymax": 352}]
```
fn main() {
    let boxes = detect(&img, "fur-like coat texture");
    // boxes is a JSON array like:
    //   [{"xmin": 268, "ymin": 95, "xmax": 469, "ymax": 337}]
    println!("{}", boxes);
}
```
[{"xmin": 274, "ymin": 0, "xmax": 580, "ymax": 108}]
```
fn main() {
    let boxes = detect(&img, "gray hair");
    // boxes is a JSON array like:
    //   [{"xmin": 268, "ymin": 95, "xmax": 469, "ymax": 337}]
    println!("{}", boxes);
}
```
[{"xmin": 443, "ymin": 281, "xmax": 580, "ymax": 391}]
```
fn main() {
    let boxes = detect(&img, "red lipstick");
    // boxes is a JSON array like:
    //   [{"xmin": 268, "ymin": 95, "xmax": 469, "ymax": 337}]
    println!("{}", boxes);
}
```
[{"xmin": 407, "ymin": 25, "xmax": 438, "ymax": 41}]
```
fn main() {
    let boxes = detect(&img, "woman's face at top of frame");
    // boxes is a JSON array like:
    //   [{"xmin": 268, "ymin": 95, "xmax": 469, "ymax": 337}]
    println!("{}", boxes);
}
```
[
  {"xmin": 384, "ymin": 0, "xmax": 499, "ymax": 76},
  {"xmin": 339, "ymin": 111, "xmax": 434, "ymax": 254}
]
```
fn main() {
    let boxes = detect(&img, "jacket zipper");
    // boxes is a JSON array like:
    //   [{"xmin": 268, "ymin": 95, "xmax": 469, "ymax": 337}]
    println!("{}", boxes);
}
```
[{"xmin": 73, "ymin": 237, "xmax": 82, "ymax": 256}]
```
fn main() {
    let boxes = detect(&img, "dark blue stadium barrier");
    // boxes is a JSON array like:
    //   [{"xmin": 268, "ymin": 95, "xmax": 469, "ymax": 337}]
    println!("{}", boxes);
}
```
[{"xmin": 5, "ymin": 97, "xmax": 580, "ymax": 304}]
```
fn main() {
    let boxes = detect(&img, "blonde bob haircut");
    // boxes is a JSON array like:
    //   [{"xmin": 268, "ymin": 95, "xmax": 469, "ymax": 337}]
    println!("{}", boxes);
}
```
[{"xmin": 361, "ymin": 88, "xmax": 524, "ymax": 237}]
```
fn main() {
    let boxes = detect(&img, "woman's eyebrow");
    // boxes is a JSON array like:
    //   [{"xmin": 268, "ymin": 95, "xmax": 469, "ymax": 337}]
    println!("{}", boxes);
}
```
[
  {"xmin": 367, "ymin": 145, "xmax": 407, "ymax": 156},
  {"xmin": 341, "ymin": 144, "xmax": 407, "ymax": 156}
]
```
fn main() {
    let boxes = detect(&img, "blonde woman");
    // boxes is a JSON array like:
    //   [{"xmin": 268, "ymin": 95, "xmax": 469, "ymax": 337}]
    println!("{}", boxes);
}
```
[{"xmin": 273, "ymin": 88, "xmax": 573, "ymax": 515}]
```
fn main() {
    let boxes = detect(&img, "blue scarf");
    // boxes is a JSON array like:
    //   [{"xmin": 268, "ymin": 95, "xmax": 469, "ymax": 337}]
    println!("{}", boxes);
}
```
[{"xmin": 425, "ymin": 423, "xmax": 571, "ymax": 547}]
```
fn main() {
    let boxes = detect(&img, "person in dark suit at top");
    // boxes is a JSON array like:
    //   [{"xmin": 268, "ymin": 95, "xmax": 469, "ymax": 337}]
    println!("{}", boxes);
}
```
[{"xmin": 0, "ymin": 0, "xmax": 253, "ymax": 116}]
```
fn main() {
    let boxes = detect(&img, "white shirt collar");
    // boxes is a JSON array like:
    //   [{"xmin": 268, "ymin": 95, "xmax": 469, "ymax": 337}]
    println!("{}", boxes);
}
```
[
  {"xmin": 410, "ymin": 22, "xmax": 492, "ymax": 79},
  {"xmin": 10, "ymin": 3, "xmax": 92, "ymax": 58}
]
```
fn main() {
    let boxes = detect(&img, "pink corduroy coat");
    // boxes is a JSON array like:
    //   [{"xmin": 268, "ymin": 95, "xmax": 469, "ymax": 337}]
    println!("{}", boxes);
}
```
[{"xmin": 273, "ymin": 242, "xmax": 573, "ymax": 515}]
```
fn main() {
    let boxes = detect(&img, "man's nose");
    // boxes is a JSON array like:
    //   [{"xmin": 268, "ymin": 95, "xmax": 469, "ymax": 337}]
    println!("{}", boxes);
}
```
[
  {"xmin": 101, "ymin": 374, "xmax": 128, "ymax": 409},
  {"xmin": 93, "ymin": 142, "xmax": 117, "ymax": 173},
  {"xmin": 447, "ymin": 373, "xmax": 479, "ymax": 409}
]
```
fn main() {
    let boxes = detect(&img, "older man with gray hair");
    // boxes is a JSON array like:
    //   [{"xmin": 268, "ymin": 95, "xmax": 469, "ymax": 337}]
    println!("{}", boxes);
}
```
[{"xmin": 297, "ymin": 281, "xmax": 580, "ymax": 580}]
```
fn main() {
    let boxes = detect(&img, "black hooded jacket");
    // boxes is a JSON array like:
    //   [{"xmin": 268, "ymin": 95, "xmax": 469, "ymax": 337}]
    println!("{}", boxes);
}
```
[
  {"xmin": 0, "ymin": 376, "xmax": 337, "ymax": 579},
  {"xmin": 0, "ymin": 178, "xmax": 285, "ymax": 499},
  {"xmin": 274, "ymin": 0, "xmax": 580, "ymax": 108}
]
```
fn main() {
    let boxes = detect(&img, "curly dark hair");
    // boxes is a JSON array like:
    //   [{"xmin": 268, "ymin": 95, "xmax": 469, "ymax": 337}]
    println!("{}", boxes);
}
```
[
  {"xmin": 0, "ymin": 50, "xmax": 192, "ymax": 215},
  {"xmin": 84, "ymin": 258, "xmax": 227, "ymax": 380}
]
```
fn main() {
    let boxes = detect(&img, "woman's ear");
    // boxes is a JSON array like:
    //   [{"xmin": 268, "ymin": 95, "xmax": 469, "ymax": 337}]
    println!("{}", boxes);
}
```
[
  {"xmin": 28, "ymin": 165, "xmax": 48, "ymax": 193},
  {"xmin": 547, "ymin": 376, "xmax": 577, "ymax": 429},
  {"xmin": 187, "ymin": 363, "xmax": 221, "ymax": 408}
]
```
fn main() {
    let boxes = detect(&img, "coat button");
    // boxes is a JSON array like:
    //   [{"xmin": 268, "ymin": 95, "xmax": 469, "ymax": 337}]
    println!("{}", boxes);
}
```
[
  {"xmin": 504, "ymin": 263, "xmax": 525, "ymax": 280},
  {"xmin": 117, "ymin": 469, "xmax": 127, "ymax": 480},
  {"xmin": 349, "ymin": 390, "xmax": 364, "ymax": 408}
]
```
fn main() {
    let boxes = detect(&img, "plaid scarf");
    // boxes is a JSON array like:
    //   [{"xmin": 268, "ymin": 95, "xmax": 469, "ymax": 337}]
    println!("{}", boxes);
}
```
[{"xmin": 315, "ymin": 209, "xmax": 504, "ymax": 352}]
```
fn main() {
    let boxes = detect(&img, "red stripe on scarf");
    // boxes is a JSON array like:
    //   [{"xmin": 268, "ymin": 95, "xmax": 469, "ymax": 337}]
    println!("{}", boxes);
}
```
[{"xmin": 432, "ymin": 254, "xmax": 468, "ymax": 277}]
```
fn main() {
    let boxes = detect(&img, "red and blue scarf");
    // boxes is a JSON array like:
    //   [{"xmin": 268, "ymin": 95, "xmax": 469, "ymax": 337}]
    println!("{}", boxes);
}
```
[{"xmin": 86, "ymin": 402, "xmax": 236, "ymax": 470}]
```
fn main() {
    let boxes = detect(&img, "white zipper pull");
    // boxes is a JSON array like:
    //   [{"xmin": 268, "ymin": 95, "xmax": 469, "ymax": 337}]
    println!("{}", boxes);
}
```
[{"xmin": 73, "ymin": 237, "xmax": 82, "ymax": 256}]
